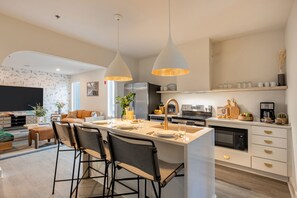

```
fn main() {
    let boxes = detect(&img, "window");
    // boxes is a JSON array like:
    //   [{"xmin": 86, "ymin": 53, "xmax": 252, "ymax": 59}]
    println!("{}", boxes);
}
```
[
  {"xmin": 107, "ymin": 81, "xmax": 116, "ymax": 118},
  {"xmin": 72, "ymin": 82, "xmax": 80, "ymax": 111}
]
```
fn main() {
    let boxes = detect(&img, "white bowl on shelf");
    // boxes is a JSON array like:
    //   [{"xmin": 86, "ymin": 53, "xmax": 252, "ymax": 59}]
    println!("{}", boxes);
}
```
[{"xmin": 167, "ymin": 83, "xmax": 177, "ymax": 91}]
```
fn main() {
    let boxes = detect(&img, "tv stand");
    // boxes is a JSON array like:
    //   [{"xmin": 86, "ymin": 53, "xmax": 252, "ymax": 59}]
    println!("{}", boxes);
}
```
[{"xmin": 11, "ymin": 115, "xmax": 26, "ymax": 128}]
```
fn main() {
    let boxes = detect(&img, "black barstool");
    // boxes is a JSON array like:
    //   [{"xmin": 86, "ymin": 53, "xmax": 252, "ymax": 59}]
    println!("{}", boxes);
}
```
[
  {"xmin": 73, "ymin": 125, "xmax": 111, "ymax": 198},
  {"xmin": 52, "ymin": 121, "xmax": 79, "ymax": 197},
  {"xmin": 107, "ymin": 131, "xmax": 184, "ymax": 198}
]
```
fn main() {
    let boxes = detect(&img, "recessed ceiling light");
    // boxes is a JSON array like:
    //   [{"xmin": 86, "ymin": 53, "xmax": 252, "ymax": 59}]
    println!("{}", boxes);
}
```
[
  {"xmin": 55, "ymin": 15, "xmax": 60, "ymax": 19},
  {"xmin": 56, "ymin": 68, "xmax": 60, "ymax": 71}
]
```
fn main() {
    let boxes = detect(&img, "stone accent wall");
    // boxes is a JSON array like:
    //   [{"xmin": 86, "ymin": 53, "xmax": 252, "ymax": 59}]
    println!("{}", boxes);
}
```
[{"xmin": 0, "ymin": 66, "xmax": 71, "ymax": 121}]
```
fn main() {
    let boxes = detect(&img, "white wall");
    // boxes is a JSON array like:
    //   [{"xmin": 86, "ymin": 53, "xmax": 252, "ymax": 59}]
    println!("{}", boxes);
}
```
[
  {"xmin": 285, "ymin": 0, "xmax": 297, "ymax": 194},
  {"xmin": 0, "ymin": 66, "xmax": 71, "ymax": 120},
  {"xmin": 161, "ymin": 91, "xmax": 286, "ymax": 120},
  {"xmin": 212, "ymin": 29, "xmax": 285, "ymax": 88},
  {"xmin": 71, "ymin": 56, "xmax": 138, "ymax": 117},
  {"xmin": 177, "ymin": 38, "xmax": 211, "ymax": 91},
  {"xmin": 71, "ymin": 68, "xmax": 108, "ymax": 116}
]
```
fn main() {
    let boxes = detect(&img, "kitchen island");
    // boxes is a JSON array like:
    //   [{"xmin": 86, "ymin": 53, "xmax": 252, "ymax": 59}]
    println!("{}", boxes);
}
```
[{"xmin": 83, "ymin": 120, "xmax": 215, "ymax": 198}]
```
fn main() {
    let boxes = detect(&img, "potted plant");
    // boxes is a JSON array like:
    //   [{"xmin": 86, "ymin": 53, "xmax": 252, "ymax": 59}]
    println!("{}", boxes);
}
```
[
  {"xmin": 55, "ymin": 102, "xmax": 65, "ymax": 114},
  {"xmin": 116, "ymin": 92, "xmax": 136, "ymax": 118},
  {"xmin": 30, "ymin": 103, "xmax": 47, "ymax": 123}
]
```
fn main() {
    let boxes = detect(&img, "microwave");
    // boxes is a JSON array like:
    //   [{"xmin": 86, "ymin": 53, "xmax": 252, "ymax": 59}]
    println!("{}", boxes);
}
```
[{"xmin": 209, "ymin": 125, "xmax": 248, "ymax": 151}]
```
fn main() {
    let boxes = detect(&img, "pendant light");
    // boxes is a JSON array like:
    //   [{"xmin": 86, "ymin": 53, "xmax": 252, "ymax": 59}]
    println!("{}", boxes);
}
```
[
  {"xmin": 104, "ymin": 14, "xmax": 132, "ymax": 81},
  {"xmin": 152, "ymin": 0, "xmax": 189, "ymax": 76}
]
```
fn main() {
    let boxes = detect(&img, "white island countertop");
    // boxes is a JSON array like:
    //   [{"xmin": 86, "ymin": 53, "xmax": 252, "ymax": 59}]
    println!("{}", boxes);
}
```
[{"xmin": 83, "ymin": 120, "xmax": 215, "ymax": 198}]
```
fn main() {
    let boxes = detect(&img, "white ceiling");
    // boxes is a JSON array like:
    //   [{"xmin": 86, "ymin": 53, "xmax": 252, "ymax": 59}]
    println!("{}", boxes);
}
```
[
  {"xmin": 2, "ymin": 51, "xmax": 103, "ymax": 75},
  {"xmin": 0, "ymin": 0, "xmax": 294, "ymax": 59}
]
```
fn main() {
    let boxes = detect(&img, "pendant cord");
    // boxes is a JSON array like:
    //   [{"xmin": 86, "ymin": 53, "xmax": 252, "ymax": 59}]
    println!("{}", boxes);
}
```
[
  {"xmin": 169, "ymin": 0, "xmax": 171, "ymax": 38},
  {"xmin": 117, "ymin": 18, "xmax": 120, "ymax": 52}
]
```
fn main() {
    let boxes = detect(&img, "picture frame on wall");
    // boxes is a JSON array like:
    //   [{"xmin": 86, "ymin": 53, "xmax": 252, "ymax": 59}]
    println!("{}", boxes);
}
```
[{"xmin": 87, "ymin": 81, "xmax": 99, "ymax": 96}]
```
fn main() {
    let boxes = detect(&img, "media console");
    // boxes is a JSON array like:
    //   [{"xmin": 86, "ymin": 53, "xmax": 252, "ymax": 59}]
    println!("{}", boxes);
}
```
[{"xmin": 0, "ymin": 115, "xmax": 37, "ymax": 129}]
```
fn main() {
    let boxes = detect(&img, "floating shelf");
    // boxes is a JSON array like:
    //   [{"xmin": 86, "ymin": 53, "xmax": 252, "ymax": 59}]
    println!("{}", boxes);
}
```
[{"xmin": 156, "ymin": 86, "xmax": 288, "ymax": 94}]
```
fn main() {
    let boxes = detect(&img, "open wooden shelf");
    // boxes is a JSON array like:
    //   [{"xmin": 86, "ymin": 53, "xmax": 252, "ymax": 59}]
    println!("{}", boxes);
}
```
[{"xmin": 156, "ymin": 86, "xmax": 288, "ymax": 94}]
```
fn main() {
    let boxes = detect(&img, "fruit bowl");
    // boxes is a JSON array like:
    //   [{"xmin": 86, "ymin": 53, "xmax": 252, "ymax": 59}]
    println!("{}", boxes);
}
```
[
  {"xmin": 238, "ymin": 113, "xmax": 253, "ymax": 121},
  {"xmin": 154, "ymin": 110, "xmax": 162, "ymax": 115}
]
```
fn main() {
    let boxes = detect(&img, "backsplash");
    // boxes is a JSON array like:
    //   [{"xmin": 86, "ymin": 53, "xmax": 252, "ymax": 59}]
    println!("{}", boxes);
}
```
[{"xmin": 0, "ymin": 66, "xmax": 71, "ymax": 120}]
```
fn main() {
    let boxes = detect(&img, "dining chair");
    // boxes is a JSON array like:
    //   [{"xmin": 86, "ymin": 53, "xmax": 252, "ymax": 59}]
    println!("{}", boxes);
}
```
[
  {"xmin": 52, "ymin": 121, "xmax": 79, "ymax": 197},
  {"xmin": 73, "ymin": 125, "xmax": 111, "ymax": 198},
  {"xmin": 107, "ymin": 131, "xmax": 184, "ymax": 198}
]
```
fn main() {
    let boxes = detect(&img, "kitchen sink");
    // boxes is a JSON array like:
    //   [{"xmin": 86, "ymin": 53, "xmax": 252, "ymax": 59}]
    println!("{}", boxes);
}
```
[{"xmin": 151, "ymin": 124, "xmax": 203, "ymax": 133}]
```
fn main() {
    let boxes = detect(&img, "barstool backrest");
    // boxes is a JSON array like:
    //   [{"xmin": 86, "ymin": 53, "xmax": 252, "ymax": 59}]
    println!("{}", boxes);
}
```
[
  {"xmin": 107, "ymin": 131, "xmax": 161, "ymax": 182},
  {"xmin": 52, "ymin": 121, "xmax": 75, "ymax": 147},
  {"xmin": 73, "ymin": 125, "xmax": 106, "ymax": 159}
]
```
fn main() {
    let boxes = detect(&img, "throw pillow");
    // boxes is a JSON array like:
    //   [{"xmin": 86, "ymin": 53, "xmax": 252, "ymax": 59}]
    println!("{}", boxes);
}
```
[{"xmin": 67, "ymin": 111, "xmax": 77, "ymax": 118}]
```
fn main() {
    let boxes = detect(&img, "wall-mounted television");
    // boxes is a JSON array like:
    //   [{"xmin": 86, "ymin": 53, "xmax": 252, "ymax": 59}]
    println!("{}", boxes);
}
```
[{"xmin": 0, "ymin": 85, "xmax": 43, "ymax": 111}]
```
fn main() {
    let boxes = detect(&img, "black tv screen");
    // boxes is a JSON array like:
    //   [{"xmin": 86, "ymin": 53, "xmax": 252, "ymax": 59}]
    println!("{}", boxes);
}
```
[{"xmin": 0, "ymin": 86, "xmax": 43, "ymax": 111}]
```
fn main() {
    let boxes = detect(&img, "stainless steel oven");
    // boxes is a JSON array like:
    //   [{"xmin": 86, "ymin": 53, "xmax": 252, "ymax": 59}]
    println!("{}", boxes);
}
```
[{"xmin": 209, "ymin": 125, "xmax": 248, "ymax": 151}]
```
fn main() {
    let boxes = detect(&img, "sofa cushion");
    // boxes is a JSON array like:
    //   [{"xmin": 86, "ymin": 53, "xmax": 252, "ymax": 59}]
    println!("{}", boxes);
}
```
[
  {"xmin": 62, "ymin": 118, "xmax": 84, "ymax": 124},
  {"xmin": 81, "ymin": 110, "xmax": 92, "ymax": 118},
  {"xmin": 77, "ymin": 110, "xmax": 84, "ymax": 118},
  {"xmin": 67, "ymin": 111, "xmax": 77, "ymax": 118}
]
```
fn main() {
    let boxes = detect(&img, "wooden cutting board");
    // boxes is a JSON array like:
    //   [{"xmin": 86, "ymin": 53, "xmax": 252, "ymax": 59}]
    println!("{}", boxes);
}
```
[{"xmin": 230, "ymin": 105, "xmax": 240, "ymax": 119}]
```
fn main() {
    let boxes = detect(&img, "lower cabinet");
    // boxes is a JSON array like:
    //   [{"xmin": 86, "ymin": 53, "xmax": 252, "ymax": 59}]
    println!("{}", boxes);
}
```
[
  {"xmin": 215, "ymin": 147, "xmax": 251, "ymax": 167},
  {"xmin": 251, "ymin": 126, "xmax": 288, "ymax": 177},
  {"xmin": 212, "ymin": 122, "xmax": 289, "ymax": 178},
  {"xmin": 252, "ymin": 157, "xmax": 287, "ymax": 176}
]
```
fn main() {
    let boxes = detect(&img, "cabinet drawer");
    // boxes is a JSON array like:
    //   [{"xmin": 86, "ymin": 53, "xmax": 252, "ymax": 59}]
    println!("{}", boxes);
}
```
[
  {"xmin": 3, "ymin": 124, "xmax": 11, "ymax": 128},
  {"xmin": 252, "ymin": 144, "xmax": 287, "ymax": 162},
  {"xmin": 252, "ymin": 157, "xmax": 287, "ymax": 176},
  {"xmin": 252, "ymin": 126, "xmax": 287, "ymax": 138},
  {"xmin": 215, "ymin": 147, "xmax": 251, "ymax": 167},
  {"xmin": 252, "ymin": 135, "xmax": 287, "ymax": 149},
  {"xmin": 3, "ymin": 117, "xmax": 11, "ymax": 121}
]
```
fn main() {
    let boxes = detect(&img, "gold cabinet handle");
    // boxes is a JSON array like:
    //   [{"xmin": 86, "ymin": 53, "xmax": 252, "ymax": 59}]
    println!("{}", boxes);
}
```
[
  {"xmin": 264, "ymin": 163, "xmax": 273, "ymax": 168},
  {"xmin": 264, "ymin": 140, "xmax": 272, "ymax": 144},
  {"xmin": 264, "ymin": 150, "xmax": 272, "ymax": 154},
  {"xmin": 223, "ymin": 155, "xmax": 230, "ymax": 160},
  {"xmin": 264, "ymin": 130, "xmax": 272, "ymax": 134}
]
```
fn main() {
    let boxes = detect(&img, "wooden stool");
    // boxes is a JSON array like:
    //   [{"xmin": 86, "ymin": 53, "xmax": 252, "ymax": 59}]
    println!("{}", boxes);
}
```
[{"xmin": 28, "ymin": 126, "xmax": 56, "ymax": 149}]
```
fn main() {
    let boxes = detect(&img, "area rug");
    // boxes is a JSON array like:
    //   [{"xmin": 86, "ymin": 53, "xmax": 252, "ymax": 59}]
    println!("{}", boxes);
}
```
[{"xmin": 0, "ymin": 128, "xmax": 57, "ymax": 160}]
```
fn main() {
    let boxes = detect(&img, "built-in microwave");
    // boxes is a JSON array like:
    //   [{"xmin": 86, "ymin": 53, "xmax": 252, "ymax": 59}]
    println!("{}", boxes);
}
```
[{"xmin": 209, "ymin": 125, "xmax": 248, "ymax": 151}]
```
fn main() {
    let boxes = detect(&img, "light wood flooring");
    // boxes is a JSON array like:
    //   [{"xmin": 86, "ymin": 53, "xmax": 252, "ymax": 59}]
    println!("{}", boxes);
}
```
[{"xmin": 0, "ymin": 147, "xmax": 292, "ymax": 198}]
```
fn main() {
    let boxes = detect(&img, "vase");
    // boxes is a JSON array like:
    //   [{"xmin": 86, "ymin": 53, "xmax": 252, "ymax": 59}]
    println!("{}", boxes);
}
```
[
  {"xmin": 125, "ymin": 107, "xmax": 135, "ymax": 120},
  {"xmin": 37, "ymin": 116, "xmax": 45, "ymax": 123},
  {"xmin": 278, "ymin": 74, "xmax": 286, "ymax": 86},
  {"xmin": 58, "ymin": 108, "xmax": 61, "ymax": 114}
]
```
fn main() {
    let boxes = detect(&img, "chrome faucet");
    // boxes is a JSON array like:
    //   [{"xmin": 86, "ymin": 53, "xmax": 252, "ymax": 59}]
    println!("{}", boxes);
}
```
[{"xmin": 164, "ymin": 98, "xmax": 179, "ymax": 130}]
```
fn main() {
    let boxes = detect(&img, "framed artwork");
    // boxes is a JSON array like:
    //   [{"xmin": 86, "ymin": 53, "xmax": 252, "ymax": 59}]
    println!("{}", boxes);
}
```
[
  {"xmin": 87, "ymin": 81, "xmax": 99, "ymax": 96},
  {"xmin": 217, "ymin": 106, "xmax": 226, "ymax": 117}
]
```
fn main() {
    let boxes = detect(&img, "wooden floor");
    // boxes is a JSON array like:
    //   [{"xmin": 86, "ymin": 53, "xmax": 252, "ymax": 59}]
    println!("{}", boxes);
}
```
[{"xmin": 0, "ymin": 147, "xmax": 291, "ymax": 198}]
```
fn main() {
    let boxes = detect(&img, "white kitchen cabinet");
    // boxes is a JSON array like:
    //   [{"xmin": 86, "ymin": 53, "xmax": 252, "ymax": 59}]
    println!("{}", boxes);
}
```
[
  {"xmin": 251, "ymin": 126, "xmax": 288, "ymax": 176},
  {"xmin": 215, "ymin": 147, "xmax": 251, "ymax": 167},
  {"xmin": 176, "ymin": 38, "xmax": 211, "ymax": 92}
]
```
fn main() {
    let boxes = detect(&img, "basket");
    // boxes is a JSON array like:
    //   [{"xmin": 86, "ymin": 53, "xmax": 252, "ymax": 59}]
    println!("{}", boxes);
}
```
[{"xmin": 238, "ymin": 115, "xmax": 253, "ymax": 121}]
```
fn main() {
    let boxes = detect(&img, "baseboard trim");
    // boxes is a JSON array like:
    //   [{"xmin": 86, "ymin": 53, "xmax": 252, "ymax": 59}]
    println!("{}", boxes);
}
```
[{"xmin": 288, "ymin": 179, "xmax": 297, "ymax": 198}]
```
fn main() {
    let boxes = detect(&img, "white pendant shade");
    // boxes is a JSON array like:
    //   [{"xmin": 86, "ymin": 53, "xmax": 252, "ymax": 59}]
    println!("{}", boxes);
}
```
[
  {"xmin": 104, "ymin": 51, "xmax": 132, "ymax": 81},
  {"xmin": 104, "ymin": 14, "xmax": 132, "ymax": 81},
  {"xmin": 152, "ymin": 36, "xmax": 189, "ymax": 76},
  {"xmin": 152, "ymin": 0, "xmax": 189, "ymax": 76}
]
